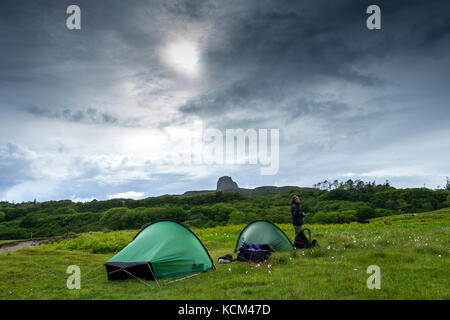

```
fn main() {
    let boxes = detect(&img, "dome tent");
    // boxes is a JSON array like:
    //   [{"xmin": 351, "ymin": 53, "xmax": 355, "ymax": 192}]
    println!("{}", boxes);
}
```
[
  {"xmin": 234, "ymin": 220, "xmax": 294, "ymax": 252},
  {"xmin": 105, "ymin": 220, "xmax": 214, "ymax": 280}
]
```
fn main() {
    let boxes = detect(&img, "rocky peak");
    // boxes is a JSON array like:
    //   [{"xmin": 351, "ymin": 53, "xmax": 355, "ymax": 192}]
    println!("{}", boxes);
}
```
[{"xmin": 216, "ymin": 176, "xmax": 239, "ymax": 191}]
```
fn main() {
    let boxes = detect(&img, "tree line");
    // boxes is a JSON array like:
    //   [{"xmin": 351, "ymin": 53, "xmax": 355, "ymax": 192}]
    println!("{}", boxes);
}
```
[{"xmin": 0, "ymin": 180, "xmax": 449, "ymax": 239}]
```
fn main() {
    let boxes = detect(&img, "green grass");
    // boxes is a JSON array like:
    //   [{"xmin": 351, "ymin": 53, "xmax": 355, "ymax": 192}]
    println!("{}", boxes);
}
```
[{"xmin": 0, "ymin": 210, "xmax": 449, "ymax": 299}]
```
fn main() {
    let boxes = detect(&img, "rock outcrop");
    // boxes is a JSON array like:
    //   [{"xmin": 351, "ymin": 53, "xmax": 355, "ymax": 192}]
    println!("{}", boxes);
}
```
[{"xmin": 216, "ymin": 176, "xmax": 239, "ymax": 191}]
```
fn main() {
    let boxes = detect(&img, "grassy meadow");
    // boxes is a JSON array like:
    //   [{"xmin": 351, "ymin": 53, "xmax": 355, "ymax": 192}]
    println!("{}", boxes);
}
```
[{"xmin": 0, "ymin": 209, "xmax": 449, "ymax": 300}]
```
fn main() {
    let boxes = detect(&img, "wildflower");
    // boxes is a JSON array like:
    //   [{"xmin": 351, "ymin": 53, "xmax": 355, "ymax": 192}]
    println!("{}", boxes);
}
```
[
  {"xmin": 327, "ymin": 245, "xmax": 331, "ymax": 250},
  {"xmin": 268, "ymin": 264, "xmax": 272, "ymax": 268},
  {"xmin": 228, "ymin": 268, "xmax": 231, "ymax": 272}
]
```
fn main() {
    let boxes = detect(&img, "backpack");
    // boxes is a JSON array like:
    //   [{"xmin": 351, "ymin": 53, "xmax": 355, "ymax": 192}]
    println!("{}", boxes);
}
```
[
  {"xmin": 218, "ymin": 254, "xmax": 234, "ymax": 263},
  {"xmin": 294, "ymin": 228, "xmax": 317, "ymax": 248},
  {"xmin": 236, "ymin": 241, "xmax": 272, "ymax": 264}
]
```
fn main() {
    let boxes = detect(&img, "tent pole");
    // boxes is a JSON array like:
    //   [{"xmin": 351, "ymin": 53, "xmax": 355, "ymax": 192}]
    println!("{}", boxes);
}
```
[
  {"xmin": 107, "ymin": 268, "xmax": 124, "ymax": 276},
  {"xmin": 147, "ymin": 263, "xmax": 161, "ymax": 289},
  {"xmin": 106, "ymin": 266, "xmax": 160, "ymax": 289},
  {"xmin": 85, "ymin": 264, "xmax": 105, "ymax": 276},
  {"xmin": 119, "ymin": 268, "xmax": 154, "ymax": 289},
  {"xmin": 165, "ymin": 272, "xmax": 203, "ymax": 285}
]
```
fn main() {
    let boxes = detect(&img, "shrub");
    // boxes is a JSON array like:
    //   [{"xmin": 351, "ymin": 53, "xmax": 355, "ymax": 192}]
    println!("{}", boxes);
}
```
[
  {"xmin": 228, "ymin": 211, "xmax": 247, "ymax": 224},
  {"xmin": 356, "ymin": 205, "xmax": 376, "ymax": 221},
  {"xmin": 374, "ymin": 208, "xmax": 393, "ymax": 217},
  {"xmin": 53, "ymin": 207, "xmax": 78, "ymax": 215},
  {"xmin": 311, "ymin": 210, "xmax": 357, "ymax": 224},
  {"xmin": 99, "ymin": 207, "xmax": 130, "ymax": 230},
  {"xmin": 19, "ymin": 213, "xmax": 41, "ymax": 228},
  {"xmin": 338, "ymin": 210, "xmax": 358, "ymax": 223}
]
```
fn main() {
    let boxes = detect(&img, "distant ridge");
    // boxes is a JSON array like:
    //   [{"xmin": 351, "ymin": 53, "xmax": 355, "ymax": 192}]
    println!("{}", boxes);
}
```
[{"xmin": 182, "ymin": 176, "xmax": 315, "ymax": 196}]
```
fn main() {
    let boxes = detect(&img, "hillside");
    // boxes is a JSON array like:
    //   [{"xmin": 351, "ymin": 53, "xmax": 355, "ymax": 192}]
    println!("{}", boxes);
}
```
[
  {"xmin": 183, "ymin": 176, "xmax": 314, "ymax": 196},
  {"xmin": 0, "ymin": 209, "xmax": 448, "ymax": 299},
  {"xmin": 183, "ymin": 185, "xmax": 315, "ymax": 196},
  {"xmin": 0, "ymin": 179, "xmax": 449, "ymax": 240}
]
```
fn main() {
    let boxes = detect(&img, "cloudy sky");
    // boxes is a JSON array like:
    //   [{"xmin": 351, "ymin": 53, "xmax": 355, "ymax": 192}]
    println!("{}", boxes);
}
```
[{"xmin": 0, "ymin": 0, "xmax": 449, "ymax": 202}]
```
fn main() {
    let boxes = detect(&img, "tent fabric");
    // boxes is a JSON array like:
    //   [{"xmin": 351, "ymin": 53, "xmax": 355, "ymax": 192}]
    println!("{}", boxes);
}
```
[
  {"xmin": 234, "ymin": 220, "xmax": 294, "ymax": 252},
  {"xmin": 105, "ymin": 220, "xmax": 214, "ymax": 280}
]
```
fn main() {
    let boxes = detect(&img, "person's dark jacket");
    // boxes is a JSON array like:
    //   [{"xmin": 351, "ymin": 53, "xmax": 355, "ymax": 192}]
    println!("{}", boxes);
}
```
[{"xmin": 291, "ymin": 202, "xmax": 303, "ymax": 226}]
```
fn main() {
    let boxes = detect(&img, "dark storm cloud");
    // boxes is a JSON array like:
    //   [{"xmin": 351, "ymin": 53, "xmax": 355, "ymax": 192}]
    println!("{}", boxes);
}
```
[
  {"xmin": 0, "ymin": 0, "xmax": 169, "ymax": 117},
  {"xmin": 179, "ymin": 0, "xmax": 450, "ymax": 126},
  {"xmin": 423, "ymin": 17, "xmax": 450, "ymax": 45},
  {"xmin": 21, "ymin": 105, "xmax": 147, "ymax": 127}
]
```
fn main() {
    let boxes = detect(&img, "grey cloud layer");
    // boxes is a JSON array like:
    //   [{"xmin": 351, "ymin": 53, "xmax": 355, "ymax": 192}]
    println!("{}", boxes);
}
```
[{"xmin": 0, "ymin": 0, "xmax": 449, "ymax": 201}]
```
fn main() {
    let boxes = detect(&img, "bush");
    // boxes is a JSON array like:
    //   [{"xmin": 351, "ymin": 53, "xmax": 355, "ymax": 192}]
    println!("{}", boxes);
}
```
[
  {"xmin": 19, "ymin": 213, "xmax": 41, "ymax": 228},
  {"xmin": 228, "ymin": 211, "xmax": 247, "ymax": 224},
  {"xmin": 228, "ymin": 210, "xmax": 259, "ymax": 225},
  {"xmin": 99, "ymin": 207, "xmax": 130, "ymax": 230},
  {"xmin": 445, "ymin": 193, "xmax": 450, "ymax": 207},
  {"xmin": 53, "ymin": 207, "xmax": 78, "ymax": 215},
  {"xmin": 208, "ymin": 203, "xmax": 235, "ymax": 224},
  {"xmin": 338, "ymin": 210, "xmax": 358, "ymax": 223},
  {"xmin": 311, "ymin": 210, "xmax": 357, "ymax": 224},
  {"xmin": 356, "ymin": 205, "xmax": 376, "ymax": 221},
  {"xmin": 374, "ymin": 208, "xmax": 393, "ymax": 217},
  {"xmin": 118, "ymin": 207, "xmax": 188, "ymax": 229},
  {"xmin": 420, "ymin": 202, "xmax": 434, "ymax": 212}
]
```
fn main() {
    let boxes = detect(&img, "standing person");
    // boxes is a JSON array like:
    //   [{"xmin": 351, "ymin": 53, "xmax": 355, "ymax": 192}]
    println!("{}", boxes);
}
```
[{"xmin": 291, "ymin": 195, "xmax": 305, "ymax": 237}]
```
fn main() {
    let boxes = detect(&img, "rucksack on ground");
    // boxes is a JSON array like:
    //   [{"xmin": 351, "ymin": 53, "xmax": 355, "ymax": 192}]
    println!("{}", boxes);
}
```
[
  {"xmin": 294, "ymin": 228, "xmax": 317, "ymax": 249},
  {"xmin": 236, "ymin": 241, "xmax": 272, "ymax": 264},
  {"xmin": 218, "ymin": 254, "xmax": 234, "ymax": 263}
]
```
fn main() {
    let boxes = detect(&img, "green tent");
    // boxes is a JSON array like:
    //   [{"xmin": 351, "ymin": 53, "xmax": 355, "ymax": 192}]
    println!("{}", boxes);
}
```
[
  {"xmin": 105, "ymin": 220, "xmax": 214, "ymax": 280},
  {"xmin": 234, "ymin": 220, "xmax": 293, "ymax": 252}
]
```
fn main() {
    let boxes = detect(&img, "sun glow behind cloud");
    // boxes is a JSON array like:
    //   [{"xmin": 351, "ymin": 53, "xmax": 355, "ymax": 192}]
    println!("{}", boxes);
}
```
[{"xmin": 162, "ymin": 40, "xmax": 200, "ymax": 76}]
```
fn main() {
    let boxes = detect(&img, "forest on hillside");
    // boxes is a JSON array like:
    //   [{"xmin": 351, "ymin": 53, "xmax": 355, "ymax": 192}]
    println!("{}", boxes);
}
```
[{"xmin": 0, "ymin": 179, "xmax": 449, "ymax": 240}]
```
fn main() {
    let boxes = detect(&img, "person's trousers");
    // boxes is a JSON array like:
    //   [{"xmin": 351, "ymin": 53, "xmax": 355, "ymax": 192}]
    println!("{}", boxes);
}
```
[{"xmin": 294, "ymin": 225, "xmax": 302, "ymax": 236}]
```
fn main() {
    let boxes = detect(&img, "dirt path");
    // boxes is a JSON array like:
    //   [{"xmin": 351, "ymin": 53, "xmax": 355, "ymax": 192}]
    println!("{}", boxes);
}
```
[{"xmin": 0, "ymin": 240, "xmax": 46, "ymax": 253}]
